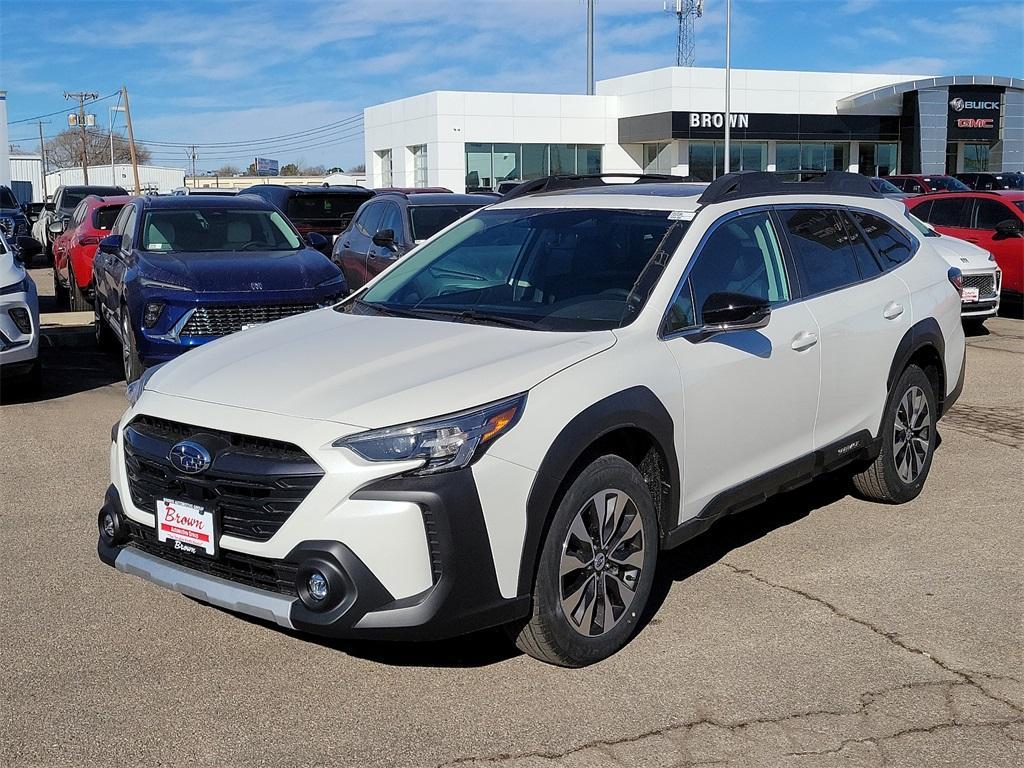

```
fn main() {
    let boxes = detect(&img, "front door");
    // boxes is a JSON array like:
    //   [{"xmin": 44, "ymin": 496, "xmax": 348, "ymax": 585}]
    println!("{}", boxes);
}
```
[{"xmin": 663, "ymin": 209, "xmax": 821, "ymax": 519}]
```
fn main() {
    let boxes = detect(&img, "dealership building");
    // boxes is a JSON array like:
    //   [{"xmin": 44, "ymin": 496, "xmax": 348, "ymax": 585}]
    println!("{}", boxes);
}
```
[{"xmin": 363, "ymin": 68, "xmax": 1023, "ymax": 192}]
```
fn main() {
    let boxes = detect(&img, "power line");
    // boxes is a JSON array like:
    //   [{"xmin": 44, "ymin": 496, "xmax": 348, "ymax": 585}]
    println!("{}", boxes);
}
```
[
  {"xmin": 137, "ymin": 114, "xmax": 364, "ymax": 148},
  {"xmin": 146, "ymin": 130, "xmax": 366, "ymax": 163},
  {"xmin": 6, "ymin": 90, "xmax": 120, "ymax": 125}
]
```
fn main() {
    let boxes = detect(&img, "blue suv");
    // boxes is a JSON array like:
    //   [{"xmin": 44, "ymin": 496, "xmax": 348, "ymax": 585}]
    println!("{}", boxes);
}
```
[{"xmin": 93, "ymin": 195, "xmax": 347, "ymax": 382}]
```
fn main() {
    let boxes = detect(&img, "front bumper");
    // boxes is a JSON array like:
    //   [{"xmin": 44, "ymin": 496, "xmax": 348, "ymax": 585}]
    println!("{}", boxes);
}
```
[
  {"xmin": 0, "ymin": 284, "xmax": 40, "ymax": 370},
  {"xmin": 99, "ymin": 400, "xmax": 533, "ymax": 640}
]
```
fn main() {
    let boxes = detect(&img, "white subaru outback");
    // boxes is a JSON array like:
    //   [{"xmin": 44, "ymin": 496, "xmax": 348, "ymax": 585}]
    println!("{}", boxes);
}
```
[{"xmin": 98, "ymin": 172, "xmax": 966, "ymax": 667}]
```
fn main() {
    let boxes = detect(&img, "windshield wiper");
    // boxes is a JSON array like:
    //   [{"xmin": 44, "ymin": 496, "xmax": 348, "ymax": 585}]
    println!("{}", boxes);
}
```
[
  {"xmin": 346, "ymin": 299, "xmax": 436, "ymax": 320},
  {"xmin": 411, "ymin": 308, "xmax": 542, "ymax": 329}
]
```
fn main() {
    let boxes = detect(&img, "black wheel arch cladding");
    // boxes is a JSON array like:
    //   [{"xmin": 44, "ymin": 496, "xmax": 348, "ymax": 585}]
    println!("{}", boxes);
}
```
[
  {"xmin": 887, "ymin": 317, "xmax": 947, "ymax": 410},
  {"xmin": 518, "ymin": 386, "xmax": 680, "ymax": 596}
]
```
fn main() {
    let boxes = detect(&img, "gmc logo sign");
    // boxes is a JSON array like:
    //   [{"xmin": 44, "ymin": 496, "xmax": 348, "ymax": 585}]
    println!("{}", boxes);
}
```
[{"xmin": 957, "ymin": 118, "xmax": 994, "ymax": 129}]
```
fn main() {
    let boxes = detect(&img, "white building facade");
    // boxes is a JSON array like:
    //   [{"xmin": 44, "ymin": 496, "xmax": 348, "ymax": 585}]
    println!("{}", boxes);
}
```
[{"xmin": 363, "ymin": 67, "xmax": 1023, "ymax": 192}]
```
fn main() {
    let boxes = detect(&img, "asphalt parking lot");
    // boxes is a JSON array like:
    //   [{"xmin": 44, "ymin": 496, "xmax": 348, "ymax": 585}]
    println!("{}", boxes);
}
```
[{"xmin": 3, "ymin": 268, "xmax": 1022, "ymax": 768}]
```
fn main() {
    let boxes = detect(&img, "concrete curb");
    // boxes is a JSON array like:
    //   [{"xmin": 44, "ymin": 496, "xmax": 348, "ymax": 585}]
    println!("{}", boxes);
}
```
[{"xmin": 40, "ymin": 312, "xmax": 96, "ymax": 349}]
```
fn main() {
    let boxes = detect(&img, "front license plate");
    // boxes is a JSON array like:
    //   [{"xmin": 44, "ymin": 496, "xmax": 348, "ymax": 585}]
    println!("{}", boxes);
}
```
[
  {"xmin": 156, "ymin": 498, "xmax": 216, "ymax": 557},
  {"xmin": 962, "ymin": 287, "xmax": 980, "ymax": 302}
]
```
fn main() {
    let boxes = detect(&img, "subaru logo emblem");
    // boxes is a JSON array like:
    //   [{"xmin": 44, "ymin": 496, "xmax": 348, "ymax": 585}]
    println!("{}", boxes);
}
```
[{"xmin": 168, "ymin": 440, "xmax": 212, "ymax": 474}]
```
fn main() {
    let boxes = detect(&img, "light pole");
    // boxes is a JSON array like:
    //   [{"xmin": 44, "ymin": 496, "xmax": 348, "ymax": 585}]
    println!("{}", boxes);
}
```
[
  {"xmin": 723, "ymin": 0, "xmax": 732, "ymax": 174},
  {"xmin": 110, "ymin": 105, "xmax": 125, "ymax": 185}
]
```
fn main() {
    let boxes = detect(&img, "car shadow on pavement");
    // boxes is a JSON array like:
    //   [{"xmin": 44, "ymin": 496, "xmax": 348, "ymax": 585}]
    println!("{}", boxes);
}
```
[{"xmin": 0, "ymin": 343, "xmax": 124, "ymax": 405}]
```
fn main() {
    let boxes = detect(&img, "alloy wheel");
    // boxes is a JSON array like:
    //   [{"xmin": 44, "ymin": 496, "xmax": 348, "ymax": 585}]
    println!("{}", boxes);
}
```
[
  {"xmin": 558, "ymin": 488, "xmax": 645, "ymax": 637},
  {"xmin": 892, "ymin": 385, "xmax": 931, "ymax": 484}
]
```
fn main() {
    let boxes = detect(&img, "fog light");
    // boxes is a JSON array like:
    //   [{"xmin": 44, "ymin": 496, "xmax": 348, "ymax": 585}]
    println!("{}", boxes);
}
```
[
  {"xmin": 101, "ymin": 511, "xmax": 115, "ymax": 539},
  {"xmin": 97, "ymin": 507, "xmax": 125, "ymax": 546},
  {"xmin": 307, "ymin": 571, "xmax": 329, "ymax": 602},
  {"xmin": 8, "ymin": 307, "xmax": 30, "ymax": 334},
  {"xmin": 142, "ymin": 301, "xmax": 164, "ymax": 328}
]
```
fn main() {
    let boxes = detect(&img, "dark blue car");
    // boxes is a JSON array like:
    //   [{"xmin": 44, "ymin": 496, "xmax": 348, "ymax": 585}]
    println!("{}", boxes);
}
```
[{"xmin": 93, "ymin": 195, "xmax": 347, "ymax": 382}]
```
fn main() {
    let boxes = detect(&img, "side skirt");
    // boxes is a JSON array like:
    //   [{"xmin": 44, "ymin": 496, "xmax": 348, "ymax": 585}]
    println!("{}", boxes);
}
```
[{"xmin": 663, "ymin": 430, "xmax": 878, "ymax": 550}]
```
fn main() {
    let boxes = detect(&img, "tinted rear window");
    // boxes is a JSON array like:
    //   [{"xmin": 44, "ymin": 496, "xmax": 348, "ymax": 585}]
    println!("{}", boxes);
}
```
[
  {"xmin": 286, "ymin": 194, "xmax": 366, "ymax": 221},
  {"xmin": 410, "ymin": 205, "xmax": 482, "ymax": 240},
  {"xmin": 850, "ymin": 211, "xmax": 915, "ymax": 267},
  {"xmin": 780, "ymin": 209, "xmax": 862, "ymax": 296},
  {"xmin": 93, "ymin": 205, "xmax": 125, "ymax": 231}
]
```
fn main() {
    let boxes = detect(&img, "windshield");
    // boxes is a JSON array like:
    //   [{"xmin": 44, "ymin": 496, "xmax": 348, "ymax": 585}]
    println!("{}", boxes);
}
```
[
  {"xmin": 141, "ymin": 209, "xmax": 302, "ymax": 252},
  {"xmin": 925, "ymin": 176, "xmax": 970, "ymax": 191},
  {"xmin": 356, "ymin": 207, "xmax": 688, "ymax": 331},
  {"xmin": 873, "ymin": 178, "xmax": 903, "ymax": 194},
  {"xmin": 409, "ymin": 205, "xmax": 482, "ymax": 241},
  {"xmin": 62, "ymin": 187, "xmax": 124, "ymax": 211},
  {"xmin": 996, "ymin": 175, "xmax": 1024, "ymax": 190},
  {"xmin": 93, "ymin": 205, "xmax": 125, "ymax": 231},
  {"xmin": 0, "ymin": 187, "xmax": 19, "ymax": 209},
  {"xmin": 286, "ymin": 194, "xmax": 365, "ymax": 221}
]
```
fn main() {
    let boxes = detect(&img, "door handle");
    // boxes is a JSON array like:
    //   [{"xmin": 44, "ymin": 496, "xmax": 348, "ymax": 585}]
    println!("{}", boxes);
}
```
[
  {"xmin": 342, "ymin": 241, "xmax": 350, "ymax": 247},
  {"xmin": 368, "ymin": 251, "xmax": 377, "ymax": 260},
  {"xmin": 791, "ymin": 330, "xmax": 818, "ymax": 351},
  {"xmin": 883, "ymin": 302, "xmax": 905, "ymax": 320}
]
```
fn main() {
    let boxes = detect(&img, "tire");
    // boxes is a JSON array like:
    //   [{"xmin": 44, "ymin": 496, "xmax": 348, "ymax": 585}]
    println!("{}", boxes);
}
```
[
  {"xmin": 511, "ymin": 455, "xmax": 659, "ymax": 667},
  {"xmin": 94, "ymin": 295, "xmax": 115, "ymax": 350},
  {"xmin": 68, "ymin": 265, "xmax": 87, "ymax": 312},
  {"xmin": 53, "ymin": 265, "xmax": 69, "ymax": 308},
  {"xmin": 120, "ymin": 306, "xmax": 145, "ymax": 383},
  {"xmin": 852, "ymin": 364, "xmax": 937, "ymax": 504}
]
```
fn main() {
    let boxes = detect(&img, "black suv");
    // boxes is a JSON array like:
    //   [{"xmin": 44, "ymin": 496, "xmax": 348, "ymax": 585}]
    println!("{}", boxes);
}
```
[
  {"xmin": 239, "ymin": 184, "xmax": 374, "ymax": 254},
  {"xmin": 0, "ymin": 186, "xmax": 31, "ymax": 245},
  {"xmin": 333, "ymin": 192, "xmax": 490, "ymax": 290},
  {"xmin": 954, "ymin": 172, "xmax": 1024, "ymax": 191}
]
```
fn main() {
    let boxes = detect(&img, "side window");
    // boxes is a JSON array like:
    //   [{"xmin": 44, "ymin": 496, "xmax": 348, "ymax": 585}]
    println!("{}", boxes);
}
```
[
  {"xmin": 908, "ymin": 180, "xmax": 924, "ymax": 193},
  {"xmin": 849, "ymin": 211, "xmax": 915, "ymax": 269},
  {"xmin": 891, "ymin": 179, "xmax": 908, "ymax": 192},
  {"xmin": 924, "ymin": 198, "xmax": 969, "ymax": 227},
  {"xmin": 668, "ymin": 211, "xmax": 790, "ymax": 332},
  {"xmin": 911, "ymin": 200, "xmax": 933, "ymax": 222},
  {"xmin": 972, "ymin": 199, "xmax": 1011, "ymax": 230},
  {"xmin": 357, "ymin": 202, "xmax": 386, "ymax": 237},
  {"xmin": 71, "ymin": 201, "xmax": 87, "ymax": 227},
  {"xmin": 780, "ymin": 208, "xmax": 861, "ymax": 296},
  {"xmin": 840, "ymin": 212, "xmax": 883, "ymax": 278},
  {"xmin": 121, "ymin": 208, "xmax": 138, "ymax": 251},
  {"xmin": 379, "ymin": 203, "xmax": 404, "ymax": 240},
  {"xmin": 111, "ymin": 206, "xmax": 130, "ymax": 236}
]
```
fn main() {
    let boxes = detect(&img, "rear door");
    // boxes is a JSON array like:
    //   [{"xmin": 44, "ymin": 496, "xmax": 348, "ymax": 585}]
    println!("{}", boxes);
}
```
[
  {"xmin": 966, "ymin": 197, "xmax": 1024, "ymax": 295},
  {"xmin": 778, "ymin": 207, "xmax": 911, "ymax": 447},
  {"xmin": 663, "ymin": 209, "xmax": 821, "ymax": 517},
  {"xmin": 337, "ymin": 201, "xmax": 385, "ymax": 289},
  {"xmin": 367, "ymin": 202, "xmax": 405, "ymax": 280}
]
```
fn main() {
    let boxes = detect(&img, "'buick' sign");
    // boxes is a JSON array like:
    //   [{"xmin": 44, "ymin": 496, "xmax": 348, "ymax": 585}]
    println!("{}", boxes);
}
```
[{"xmin": 946, "ymin": 88, "xmax": 1003, "ymax": 139}]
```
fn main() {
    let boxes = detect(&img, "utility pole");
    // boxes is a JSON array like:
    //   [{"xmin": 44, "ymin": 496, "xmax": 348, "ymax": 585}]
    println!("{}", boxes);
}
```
[
  {"xmin": 64, "ymin": 91, "xmax": 98, "ymax": 184},
  {"xmin": 187, "ymin": 145, "xmax": 198, "ymax": 187},
  {"xmin": 586, "ymin": 0, "xmax": 595, "ymax": 95},
  {"xmin": 121, "ymin": 86, "xmax": 141, "ymax": 195},
  {"xmin": 36, "ymin": 120, "xmax": 50, "ymax": 200},
  {"xmin": 723, "ymin": 0, "xmax": 732, "ymax": 174}
]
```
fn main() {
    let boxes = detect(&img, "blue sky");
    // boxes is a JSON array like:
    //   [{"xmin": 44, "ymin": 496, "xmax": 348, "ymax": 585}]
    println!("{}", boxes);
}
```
[{"xmin": 4, "ymin": 0, "xmax": 1022, "ymax": 172}]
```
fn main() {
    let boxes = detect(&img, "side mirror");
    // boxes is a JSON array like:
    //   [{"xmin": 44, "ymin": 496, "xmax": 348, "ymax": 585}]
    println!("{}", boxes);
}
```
[
  {"xmin": 48, "ymin": 219, "xmax": 67, "ymax": 235},
  {"xmin": 700, "ymin": 292, "xmax": 772, "ymax": 336},
  {"xmin": 15, "ymin": 236, "xmax": 43, "ymax": 260},
  {"xmin": 372, "ymin": 228, "xmax": 396, "ymax": 248},
  {"xmin": 98, "ymin": 234, "xmax": 124, "ymax": 255},
  {"xmin": 994, "ymin": 218, "xmax": 1023, "ymax": 238},
  {"xmin": 305, "ymin": 231, "xmax": 330, "ymax": 253},
  {"xmin": 44, "ymin": 202, "xmax": 55, "ymax": 212}
]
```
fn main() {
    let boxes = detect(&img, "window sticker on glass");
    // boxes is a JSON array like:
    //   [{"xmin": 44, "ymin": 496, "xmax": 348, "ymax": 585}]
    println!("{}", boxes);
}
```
[{"xmin": 668, "ymin": 210, "xmax": 692, "ymax": 221}]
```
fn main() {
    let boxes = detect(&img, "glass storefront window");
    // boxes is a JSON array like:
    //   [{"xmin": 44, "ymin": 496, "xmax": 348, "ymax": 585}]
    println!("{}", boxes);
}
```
[
  {"xmin": 521, "ymin": 144, "xmax": 548, "ymax": 181},
  {"xmin": 464, "ymin": 144, "xmax": 603, "ymax": 190},
  {"xmin": 963, "ymin": 143, "xmax": 991, "ymax": 172},
  {"xmin": 376, "ymin": 149, "xmax": 393, "ymax": 186},
  {"xmin": 857, "ymin": 143, "xmax": 898, "ymax": 176},
  {"xmin": 492, "ymin": 144, "xmax": 520, "ymax": 184},
  {"xmin": 643, "ymin": 142, "xmax": 672, "ymax": 173},
  {"xmin": 411, "ymin": 144, "xmax": 428, "ymax": 188},
  {"xmin": 776, "ymin": 142, "xmax": 849, "ymax": 174},
  {"xmin": 689, "ymin": 141, "xmax": 767, "ymax": 181}
]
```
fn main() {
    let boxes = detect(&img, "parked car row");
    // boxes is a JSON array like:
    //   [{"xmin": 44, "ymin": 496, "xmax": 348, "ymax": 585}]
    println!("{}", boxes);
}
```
[{"xmin": 0, "ymin": 229, "xmax": 43, "ymax": 388}]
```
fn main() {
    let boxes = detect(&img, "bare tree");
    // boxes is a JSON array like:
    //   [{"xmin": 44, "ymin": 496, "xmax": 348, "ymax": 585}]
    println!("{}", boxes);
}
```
[
  {"xmin": 347, "ymin": 163, "xmax": 365, "ymax": 173},
  {"xmin": 44, "ymin": 128, "xmax": 151, "ymax": 171},
  {"xmin": 212, "ymin": 165, "xmax": 240, "ymax": 176}
]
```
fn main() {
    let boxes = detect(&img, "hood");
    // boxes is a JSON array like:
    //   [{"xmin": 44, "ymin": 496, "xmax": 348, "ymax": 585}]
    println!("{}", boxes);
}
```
[
  {"xmin": 137, "ymin": 248, "xmax": 339, "ymax": 293},
  {"xmin": 147, "ymin": 309, "xmax": 616, "ymax": 428},
  {"xmin": 930, "ymin": 235, "xmax": 994, "ymax": 271}
]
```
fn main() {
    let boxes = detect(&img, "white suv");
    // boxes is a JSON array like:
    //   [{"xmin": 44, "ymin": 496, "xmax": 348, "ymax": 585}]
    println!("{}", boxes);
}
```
[{"xmin": 97, "ymin": 172, "xmax": 966, "ymax": 667}]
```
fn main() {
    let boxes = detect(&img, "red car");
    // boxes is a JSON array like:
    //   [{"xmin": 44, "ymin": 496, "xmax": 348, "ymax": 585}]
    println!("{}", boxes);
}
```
[
  {"xmin": 52, "ymin": 195, "xmax": 131, "ymax": 310},
  {"xmin": 906, "ymin": 190, "xmax": 1024, "ymax": 305},
  {"xmin": 887, "ymin": 175, "xmax": 970, "ymax": 194}
]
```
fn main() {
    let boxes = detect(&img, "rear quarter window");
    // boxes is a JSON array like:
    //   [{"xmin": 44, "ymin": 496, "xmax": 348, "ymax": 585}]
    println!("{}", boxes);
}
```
[
  {"xmin": 849, "ymin": 211, "xmax": 915, "ymax": 268},
  {"xmin": 779, "ymin": 208, "xmax": 862, "ymax": 296}
]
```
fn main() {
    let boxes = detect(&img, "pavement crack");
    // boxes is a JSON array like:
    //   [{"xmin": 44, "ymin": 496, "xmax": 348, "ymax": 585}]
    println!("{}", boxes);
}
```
[
  {"xmin": 785, "ymin": 719, "xmax": 1024, "ymax": 757},
  {"xmin": 717, "ymin": 561, "xmax": 1024, "ymax": 717}
]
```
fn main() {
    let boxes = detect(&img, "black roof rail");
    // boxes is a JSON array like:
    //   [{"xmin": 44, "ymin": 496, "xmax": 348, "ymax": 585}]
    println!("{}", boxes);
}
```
[
  {"xmin": 501, "ymin": 173, "xmax": 691, "ymax": 201},
  {"xmin": 697, "ymin": 171, "xmax": 883, "ymax": 205}
]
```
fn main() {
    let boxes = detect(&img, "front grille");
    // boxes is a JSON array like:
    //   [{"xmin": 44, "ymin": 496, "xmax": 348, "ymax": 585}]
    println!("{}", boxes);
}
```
[
  {"xmin": 0, "ymin": 216, "xmax": 14, "ymax": 236},
  {"xmin": 180, "ymin": 302, "xmax": 318, "ymax": 337},
  {"xmin": 124, "ymin": 519, "xmax": 298, "ymax": 596},
  {"xmin": 123, "ymin": 415, "xmax": 323, "ymax": 543},
  {"xmin": 962, "ymin": 273, "xmax": 996, "ymax": 298}
]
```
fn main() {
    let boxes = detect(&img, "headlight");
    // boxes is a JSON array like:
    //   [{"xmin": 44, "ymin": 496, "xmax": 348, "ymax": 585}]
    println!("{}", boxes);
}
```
[
  {"xmin": 335, "ymin": 394, "xmax": 526, "ymax": 475},
  {"xmin": 0, "ymin": 277, "xmax": 29, "ymax": 295},
  {"xmin": 125, "ymin": 362, "xmax": 167, "ymax": 405},
  {"xmin": 139, "ymin": 276, "xmax": 190, "ymax": 291}
]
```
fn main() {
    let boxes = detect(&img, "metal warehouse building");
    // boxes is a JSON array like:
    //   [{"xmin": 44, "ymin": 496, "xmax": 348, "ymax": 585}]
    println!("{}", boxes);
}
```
[{"xmin": 363, "ymin": 67, "xmax": 1023, "ymax": 192}]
